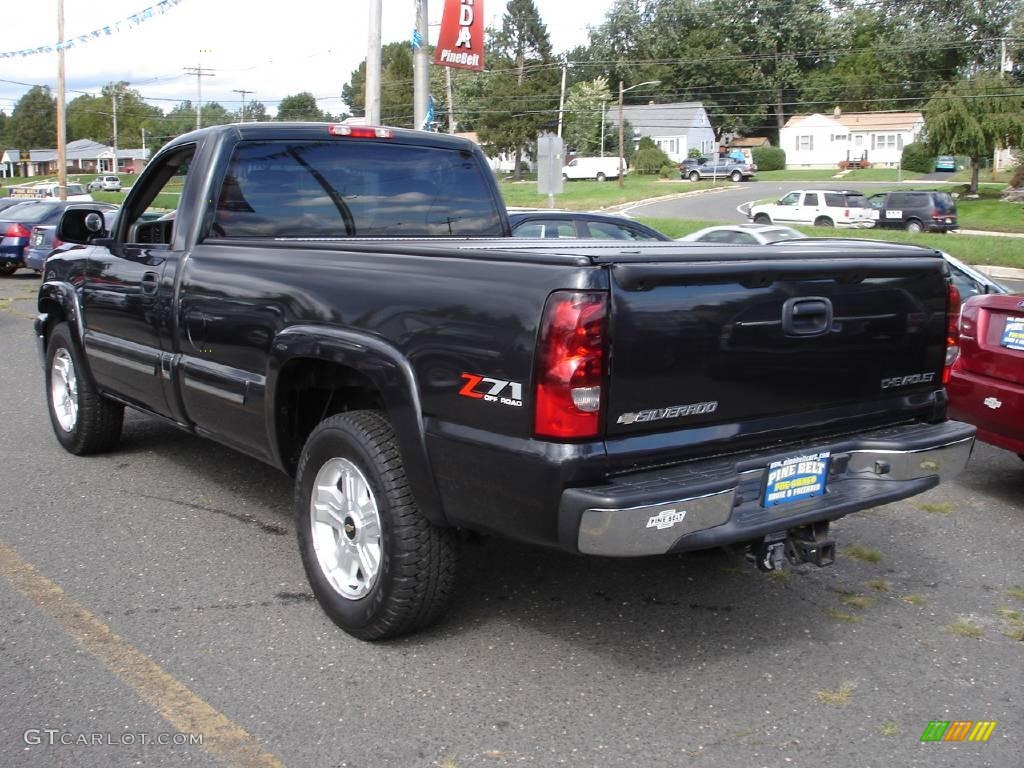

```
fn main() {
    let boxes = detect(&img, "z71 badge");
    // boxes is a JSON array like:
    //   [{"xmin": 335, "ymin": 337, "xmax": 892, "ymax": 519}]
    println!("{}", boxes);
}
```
[{"xmin": 458, "ymin": 373, "xmax": 523, "ymax": 407}]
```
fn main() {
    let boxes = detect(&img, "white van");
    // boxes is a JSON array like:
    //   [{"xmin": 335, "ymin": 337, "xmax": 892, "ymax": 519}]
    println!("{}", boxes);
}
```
[
  {"xmin": 8, "ymin": 182, "xmax": 94, "ymax": 202},
  {"xmin": 562, "ymin": 156, "xmax": 626, "ymax": 182}
]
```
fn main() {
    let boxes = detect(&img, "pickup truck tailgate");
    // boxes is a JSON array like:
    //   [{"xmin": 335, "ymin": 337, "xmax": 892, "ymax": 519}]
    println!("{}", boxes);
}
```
[{"xmin": 605, "ymin": 250, "xmax": 949, "ymax": 436}]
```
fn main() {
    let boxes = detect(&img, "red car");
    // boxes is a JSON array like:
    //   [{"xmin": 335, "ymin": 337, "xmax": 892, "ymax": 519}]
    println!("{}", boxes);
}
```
[{"xmin": 947, "ymin": 294, "xmax": 1024, "ymax": 459}]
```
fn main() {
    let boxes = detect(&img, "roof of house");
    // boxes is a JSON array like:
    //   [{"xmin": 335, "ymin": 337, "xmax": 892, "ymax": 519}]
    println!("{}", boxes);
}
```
[
  {"xmin": 606, "ymin": 102, "xmax": 711, "ymax": 135},
  {"xmin": 784, "ymin": 111, "xmax": 923, "ymax": 132},
  {"xmin": 730, "ymin": 136, "xmax": 771, "ymax": 147}
]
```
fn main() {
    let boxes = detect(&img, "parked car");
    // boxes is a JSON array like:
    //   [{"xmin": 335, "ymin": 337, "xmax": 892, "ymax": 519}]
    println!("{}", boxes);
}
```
[
  {"xmin": 749, "ymin": 189, "xmax": 875, "ymax": 228},
  {"xmin": 25, "ymin": 208, "xmax": 120, "ymax": 273},
  {"xmin": 562, "ymin": 157, "xmax": 626, "ymax": 182},
  {"xmin": 934, "ymin": 155, "xmax": 957, "ymax": 172},
  {"xmin": 87, "ymin": 175, "xmax": 123, "ymax": 192},
  {"xmin": 866, "ymin": 190, "xmax": 958, "ymax": 233},
  {"xmin": 942, "ymin": 252, "xmax": 1008, "ymax": 299},
  {"xmin": 680, "ymin": 224, "xmax": 806, "ymax": 245},
  {"xmin": 679, "ymin": 154, "xmax": 756, "ymax": 182},
  {"xmin": 0, "ymin": 200, "xmax": 116, "ymax": 275},
  {"xmin": 38, "ymin": 122, "xmax": 972, "ymax": 640},
  {"xmin": 508, "ymin": 209, "xmax": 671, "ymax": 240},
  {"xmin": 947, "ymin": 294, "xmax": 1024, "ymax": 459}
]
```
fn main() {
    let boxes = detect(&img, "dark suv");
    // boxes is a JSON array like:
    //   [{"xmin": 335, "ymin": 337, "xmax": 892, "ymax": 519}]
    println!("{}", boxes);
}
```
[{"xmin": 867, "ymin": 191, "xmax": 958, "ymax": 233}]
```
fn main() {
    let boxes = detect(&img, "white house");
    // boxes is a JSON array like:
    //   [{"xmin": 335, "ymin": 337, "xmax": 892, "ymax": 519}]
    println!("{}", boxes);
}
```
[
  {"xmin": 607, "ymin": 102, "xmax": 717, "ymax": 163},
  {"xmin": 781, "ymin": 110, "xmax": 925, "ymax": 168}
]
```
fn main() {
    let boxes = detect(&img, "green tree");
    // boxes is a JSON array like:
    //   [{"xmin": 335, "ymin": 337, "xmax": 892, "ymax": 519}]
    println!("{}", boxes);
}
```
[
  {"xmin": 7, "ymin": 86, "xmax": 57, "ymax": 148},
  {"xmin": 276, "ymin": 92, "xmax": 327, "ymax": 121},
  {"xmin": 923, "ymin": 73, "xmax": 1024, "ymax": 193},
  {"xmin": 563, "ymin": 77, "xmax": 612, "ymax": 155},
  {"xmin": 238, "ymin": 100, "xmax": 269, "ymax": 122},
  {"xmin": 475, "ymin": 0, "xmax": 559, "ymax": 179},
  {"xmin": 342, "ymin": 42, "xmax": 418, "ymax": 127}
]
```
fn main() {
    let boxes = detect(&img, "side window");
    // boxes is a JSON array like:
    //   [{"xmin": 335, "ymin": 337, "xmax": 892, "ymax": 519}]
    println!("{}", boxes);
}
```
[
  {"xmin": 700, "ymin": 230, "xmax": 733, "ymax": 243},
  {"xmin": 778, "ymin": 192, "xmax": 799, "ymax": 206},
  {"xmin": 824, "ymin": 193, "xmax": 843, "ymax": 207},
  {"xmin": 888, "ymin": 193, "xmax": 910, "ymax": 208},
  {"xmin": 568, "ymin": 159, "xmax": 579, "ymax": 167},
  {"xmin": 513, "ymin": 220, "xmax": 575, "ymax": 238},
  {"xmin": 587, "ymin": 221, "xmax": 652, "ymax": 241},
  {"xmin": 121, "ymin": 144, "xmax": 196, "ymax": 247},
  {"xmin": 729, "ymin": 232, "xmax": 758, "ymax": 245},
  {"xmin": 803, "ymin": 193, "xmax": 820, "ymax": 207}
]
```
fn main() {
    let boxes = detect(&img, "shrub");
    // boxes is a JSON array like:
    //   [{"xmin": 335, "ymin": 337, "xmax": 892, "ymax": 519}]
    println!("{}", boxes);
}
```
[
  {"xmin": 1010, "ymin": 162, "xmax": 1024, "ymax": 189},
  {"xmin": 901, "ymin": 142, "xmax": 934, "ymax": 173},
  {"xmin": 659, "ymin": 164, "xmax": 678, "ymax": 179},
  {"xmin": 752, "ymin": 146, "xmax": 786, "ymax": 171},
  {"xmin": 633, "ymin": 145, "xmax": 672, "ymax": 174},
  {"xmin": 688, "ymin": 147, "xmax": 702, "ymax": 159}
]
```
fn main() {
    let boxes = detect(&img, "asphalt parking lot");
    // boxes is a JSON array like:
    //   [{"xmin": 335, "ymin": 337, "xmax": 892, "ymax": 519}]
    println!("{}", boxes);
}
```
[{"xmin": 0, "ymin": 272, "xmax": 1020, "ymax": 768}]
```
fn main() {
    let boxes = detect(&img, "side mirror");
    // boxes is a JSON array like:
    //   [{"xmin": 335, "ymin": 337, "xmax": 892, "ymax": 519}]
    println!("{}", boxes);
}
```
[{"xmin": 57, "ymin": 208, "xmax": 110, "ymax": 244}]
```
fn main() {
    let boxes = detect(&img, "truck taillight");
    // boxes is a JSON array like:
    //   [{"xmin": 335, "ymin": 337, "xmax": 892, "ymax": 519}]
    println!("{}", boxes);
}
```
[
  {"xmin": 944, "ymin": 283, "xmax": 961, "ymax": 384},
  {"xmin": 534, "ymin": 291, "xmax": 607, "ymax": 439}
]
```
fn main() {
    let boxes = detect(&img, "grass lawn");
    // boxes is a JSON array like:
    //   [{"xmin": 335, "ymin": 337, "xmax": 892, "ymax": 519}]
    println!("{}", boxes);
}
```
[
  {"xmin": 498, "ymin": 175, "xmax": 726, "ymax": 210},
  {"xmin": 754, "ymin": 169, "xmax": 923, "ymax": 182},
  {"xmin": 636, "ymin": 216, "xmax": 1024, "ymax": 270}
]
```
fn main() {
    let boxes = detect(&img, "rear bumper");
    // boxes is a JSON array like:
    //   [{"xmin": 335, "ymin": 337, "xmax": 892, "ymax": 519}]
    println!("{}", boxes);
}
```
[
  {"xmin": 948, "ymin": 367, "xmax": 1024, "ymax": 454},
  {"xmin": 560, "ymin": 420, "xmax": 975, "ymax": 557}
]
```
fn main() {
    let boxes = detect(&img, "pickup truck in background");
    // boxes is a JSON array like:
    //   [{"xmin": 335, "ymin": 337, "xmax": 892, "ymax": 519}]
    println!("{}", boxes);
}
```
[
  {"xmin": 38, "ymin": 122, "xmax": 974, "ymax": 640},
  {"xmin": 679, "ymin": 154, "xmax": 756, "ymax": 182}
]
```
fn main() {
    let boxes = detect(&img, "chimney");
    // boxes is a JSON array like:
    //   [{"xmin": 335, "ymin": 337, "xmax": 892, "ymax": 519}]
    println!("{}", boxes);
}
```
[{"xmin": 833, "ymin": 106, "xmax": 842, "ymax": 118}]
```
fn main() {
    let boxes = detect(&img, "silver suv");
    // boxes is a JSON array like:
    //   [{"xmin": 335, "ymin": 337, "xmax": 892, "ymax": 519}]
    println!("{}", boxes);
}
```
[{"xmin": 87, "ymin": 175, "xmax": 122, "ymax": 192}]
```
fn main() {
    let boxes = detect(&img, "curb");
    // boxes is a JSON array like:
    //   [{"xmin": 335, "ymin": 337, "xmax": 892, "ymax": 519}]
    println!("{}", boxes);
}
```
[
  {"xmin": 606, "ymin": 184, "xmax": 738, "ymax": 216},
  {"xmin": 975, "ymin": 265, "xmax": 1024, "ymax": 280}
]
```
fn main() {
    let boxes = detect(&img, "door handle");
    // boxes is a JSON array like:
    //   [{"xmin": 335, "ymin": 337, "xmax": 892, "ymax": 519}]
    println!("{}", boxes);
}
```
[
  {"xmin": 782, "ymin": 297, "xmax": 833, "ymax": 337},
  {"xmin": 141, "ymin": 271, "xmax": 159, "ymax": 295}
]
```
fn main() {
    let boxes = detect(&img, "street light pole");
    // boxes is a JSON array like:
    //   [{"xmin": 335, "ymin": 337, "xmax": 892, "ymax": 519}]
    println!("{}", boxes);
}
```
[{"xmin": 618, "ymin": 80, "xmax": 660, "ymax": 189}]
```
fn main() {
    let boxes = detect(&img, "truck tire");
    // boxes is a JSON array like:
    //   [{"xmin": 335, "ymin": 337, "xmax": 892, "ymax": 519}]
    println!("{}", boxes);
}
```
[
  {"xmin": 596, "ymin": 172, "xmax": 606, "ymax": 182},
  {"xmin": 753, "ymin": 213, "xmax": 772, "ymax": 224},
  {"xmin": 562, "ymin": 173, "xmax": 568, "ymax": 181},
  {"xmin": 814, "ymin": 216, "xmax": 834, "ymax": 228},
  {"xmin": 45, "ymin": 322, "xmax": 124, "ymax": 454},
  {"xmin": 688, "ymin": 171, "xmax": 700, "ymax": 182},
  {"xmin": 905, "ymin": 219, "xmax": 923, "ymax": 233},
  {"xmin": 0, "ymin": 263, "xmax": 19, "ymax": 276},
  {"xmin": 295, "ymin": 410, "xmax": 458, "ymax": 640},
  {"xmin": 730, "ymin": 170, "xmax": 743, "ymax": 182}
]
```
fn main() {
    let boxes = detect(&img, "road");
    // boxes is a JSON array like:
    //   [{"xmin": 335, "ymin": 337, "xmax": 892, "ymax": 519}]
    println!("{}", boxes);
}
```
[{"xmin": 0, "ymin": 273, "xmax": 1021, "ymax": 768}]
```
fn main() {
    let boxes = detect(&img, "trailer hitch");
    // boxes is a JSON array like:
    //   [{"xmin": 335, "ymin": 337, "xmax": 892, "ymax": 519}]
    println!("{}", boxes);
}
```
[{"xmin": 747, "ymin": 522, "xmax": 836, "ymax": 572}]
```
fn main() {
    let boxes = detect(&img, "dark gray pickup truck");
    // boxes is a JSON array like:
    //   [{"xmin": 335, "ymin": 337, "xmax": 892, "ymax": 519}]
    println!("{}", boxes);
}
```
[{"xmin": 37, "ymin": 122, "xmax": 974, "ymax": 639}]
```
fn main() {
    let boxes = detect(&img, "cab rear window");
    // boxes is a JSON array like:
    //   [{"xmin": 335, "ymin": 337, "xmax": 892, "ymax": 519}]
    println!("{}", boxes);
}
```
[{"xmin": 210, "ymin": 140, "xmax": 504, "ymax": 238}]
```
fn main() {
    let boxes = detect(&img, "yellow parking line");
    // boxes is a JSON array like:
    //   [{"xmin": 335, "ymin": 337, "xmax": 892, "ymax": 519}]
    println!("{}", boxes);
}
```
[{"xmin": 0, "ymin": 539, "xmax": 285, "ymax": 768}]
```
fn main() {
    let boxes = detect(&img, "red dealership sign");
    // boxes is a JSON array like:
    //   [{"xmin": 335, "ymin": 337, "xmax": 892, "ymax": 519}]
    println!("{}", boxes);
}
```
[{"xmin": 434, "ymin": 0, "xmax": 485, "ymax": 71}]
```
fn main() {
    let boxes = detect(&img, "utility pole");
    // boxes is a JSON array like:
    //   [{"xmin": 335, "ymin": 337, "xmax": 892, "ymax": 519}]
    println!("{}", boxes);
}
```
[
  {"xmin": 141, "ymin": 127, "xmax": 147, "ymax": 158},
  {"xmin": 366, "ymin": 0, "xmax": 382, "ymax": 124},
  {"xmin": 184, "ymin": 65, "xmax": 215, "ymax": 130},
  {"xmin": 111, "ymin": 89, "xmax": 118, "ymax": 175},
  {"xmin": 413, "ymin": 0, "xmax": 429, "ymax": 129},
  {"xmin": 600, "ymin": 100, "xmax": 608, "ymax": 157},
  {"xmin": 556, "ymin": 63, "xmax": 567, "ymax": 138},
  {"xmin": 56, "ymin": 0, "xmax": 67, "ymax": 200},
  {"xmin": 445, "ymin": 68, "xmax": 456, "ymax": 134},
  {"xmin": 233, "ymin": 88, "xmax": 253, "ymax": 122}
]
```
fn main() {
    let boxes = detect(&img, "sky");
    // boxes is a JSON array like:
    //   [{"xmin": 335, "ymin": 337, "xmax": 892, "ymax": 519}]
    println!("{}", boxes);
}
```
[{"xmin": 1, "ymin": 0, "xmax": 617, "ymax": 120}]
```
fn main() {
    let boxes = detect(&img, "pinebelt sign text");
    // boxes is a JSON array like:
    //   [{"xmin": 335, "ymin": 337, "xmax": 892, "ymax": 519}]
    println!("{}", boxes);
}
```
[{"xmin": 434, "ymin": 0, "xmax": 485, "ymax": 71}]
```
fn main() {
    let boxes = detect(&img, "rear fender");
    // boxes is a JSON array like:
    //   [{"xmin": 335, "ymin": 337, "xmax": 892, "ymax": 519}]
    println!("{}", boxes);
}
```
[{"xmin": 268, "ymin": 325, "xmax": 445, "ymax": 525}]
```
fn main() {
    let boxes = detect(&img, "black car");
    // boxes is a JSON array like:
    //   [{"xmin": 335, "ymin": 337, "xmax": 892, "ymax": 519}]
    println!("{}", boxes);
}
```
[
  {"xmin": 507, "ymin": 209, "xmax": 672, "ymax": 241},
  {"xmin": 867, "ymin": 190, "xmax": 958, "ymax": 233}
]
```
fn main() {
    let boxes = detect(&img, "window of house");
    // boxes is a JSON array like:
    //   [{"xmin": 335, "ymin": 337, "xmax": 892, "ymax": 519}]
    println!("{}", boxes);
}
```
[
  {"xmin": 854, "ymin": 134, "xmax": 863, "ymax": 147},
  {"xmin": 872, "ymin": 134, "xmax": 897, "ymax": 150},
  {"xmin": 797, "ymin": 135, "xmax": 813, "ymax": 151}
]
